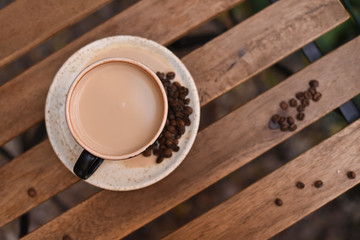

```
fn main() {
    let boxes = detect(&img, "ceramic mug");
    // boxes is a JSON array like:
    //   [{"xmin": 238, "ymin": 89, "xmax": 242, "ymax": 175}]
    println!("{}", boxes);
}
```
[{"xmin": 65, "ymin": 58, "xmax": 168, "ymax": 179}]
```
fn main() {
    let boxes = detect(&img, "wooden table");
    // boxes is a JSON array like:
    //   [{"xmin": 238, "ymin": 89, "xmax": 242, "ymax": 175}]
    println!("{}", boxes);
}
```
[{"xmin": 1, "ymin": 0, "xmax": 359, "ymax": 239}]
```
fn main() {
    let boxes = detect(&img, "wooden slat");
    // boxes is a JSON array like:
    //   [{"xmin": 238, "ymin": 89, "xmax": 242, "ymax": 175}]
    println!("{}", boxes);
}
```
[
  {"xmin": 23, "ymin": 36, "xmax": 360, "ymax": 240},
  {"xmin": 0, "ymin": 0, "xmax": 245, "ymax": 227},
  {"xmin": 0, "ymin": 0, "xmax": 348, "ymax": 229},
  {"xmin": 165, "ymin": 119, "xmax": 360, "ymax": 240},
  {"xmin": 0, "ymin": 0, "xmax": 113, "ymax": 67},
  {"xmin": 0, "ymin": 140, "xmax": 77, "ymax": 227},
  {"xmin": 0, "ymin": 0, "xmax": 244, "ymax": 147}
]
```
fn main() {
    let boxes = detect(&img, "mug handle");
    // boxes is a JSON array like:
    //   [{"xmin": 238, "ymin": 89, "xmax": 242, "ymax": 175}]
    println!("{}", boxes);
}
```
[{"xmin": 73, "ymin": 150, "xmax": 104, "ymax": 180}]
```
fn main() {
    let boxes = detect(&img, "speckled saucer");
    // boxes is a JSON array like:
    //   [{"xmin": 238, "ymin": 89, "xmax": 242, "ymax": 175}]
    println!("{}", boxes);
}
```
[{"xmin": 45, "ymin": 36, "xmax": 200, "ymax": 191}]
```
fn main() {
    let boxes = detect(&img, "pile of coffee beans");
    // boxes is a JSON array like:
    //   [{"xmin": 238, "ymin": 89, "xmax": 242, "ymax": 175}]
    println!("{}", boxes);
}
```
[
  {"xmin": 142, "ymin": 71, "xmax": 193, "ymax": 163},
  {"xmin": 270, "ymin": 80, "xmax": 321, "ymax": 131}
]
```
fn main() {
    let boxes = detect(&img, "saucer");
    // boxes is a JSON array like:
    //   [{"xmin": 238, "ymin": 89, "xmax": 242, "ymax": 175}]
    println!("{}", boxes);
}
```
[{"xmin": 45, "ymin": 36, "xmax": 200, "ymax": 191}]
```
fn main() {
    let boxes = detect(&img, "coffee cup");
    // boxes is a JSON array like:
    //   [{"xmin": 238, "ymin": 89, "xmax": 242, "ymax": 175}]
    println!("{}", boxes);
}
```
[{"xmin": 65, "ymin": 58, "xmax": 168, "ymax": 179}]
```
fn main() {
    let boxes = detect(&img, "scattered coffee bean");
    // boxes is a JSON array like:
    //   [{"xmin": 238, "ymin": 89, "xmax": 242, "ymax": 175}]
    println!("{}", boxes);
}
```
[
  {"xmin": 309, "ymin": 87, "xmax": 317, "ymax": 95},
  {"xmin": 185, "ymin": 98, "xmax": 191, "ymax": 104},
  {"xmin": 297, "ymin": 112, "xmax": 305, "ymax": 121},
  {"xmin": 167, "ymin": 125, "xmax": 176, "ymax": 133},
  {"xmin": 301, "ymin": 99, "xmax": 309, "ymax": 107},
  {"xmin": 271, "ymin": 114, "xmax": 281, "ymax": 123},
  {"xmin": 280, "ymin": 101, "xmax": 288, "ymax": 110},
  {"xmin": 313, "ymin": 92, "xmax": 322, "ymax": 102},
  {"xmin": 304, "ymin": 91, "xmax": 312, "ymax": 100},
  {"xmin": 164, "ymin": 131, "xmax": 173, "ymax": 139},
  {"xmin": 153, "ymin": 149, "xmax": 160, "ymax": 156},
  {"xmin": 172, "ymin": 145, "xmax": 180, "ymax": 152},
  {"xmin": 287, "ymin": 116, "xmax": 294, "ymax": 125},
  {"xmin": 170, "ymin": 120, "xmax": 177, "ymax": 126},
  {"xmin": 184, "ymin": 106, "xmax": 193, "ymax": 115},
  {"xmin": 314, "ymin": 180, "xmax": 323, "ymax": 188},
  {"xmin": 279, "ymin": 116, "xmax": 286, "ymax": 124},
  {"xmin": 296, "ymin": 181, "xmax": 305, "ymax": 189},
  {"xmin": 166, "ymin": 72, "xmax": 176, "ymax": 80},
  {"xmin": 347, "ymin": 171, "xmax": 356, "ymax": 179},
  {"xmin": 163, "ymin": 148, "xmax": 173, "ymax": 158},
  {"xmin": 142, "ymin": 148, "xmax": 152, "ymax": 157},
  {"xmin": 289, "ymin": 124, "xmax": 297, "ymax": 131},
  {"xmin": 297, "ymin": 105, "xmax": 305, "ymax": 112},
  {"xmin": 280, "ymin": 124, "xmax": 289, "ymax": 131},
  {"xmin": 289, "ymin": 98, "xmax": 297, "ymax": 107},
  {"xmin": 156, "ymin": 72, "xmax": 165, "ymax": 80},
  {"xmin": 156, "ymin": 156, "xmax": 164, "ymax": 163},
  {"xmin": 184, "ymin": 118, "xmax": 191, "ymax": 126},
  {"xmin": 275, "ymin": 198, "xmax": 283, "ymax": 206},
  {"xmin": 309, "ymin": 80, "xmax": 319, "ymax": 88},
  {"xmin": 296, "ymin": 92, "xmax": 304, "ymax": 100},
  {"xmin": 166, "ymin": 139, "xmax": 173, "ymax": 147},
  {"xmin": 27, "ymin": 188, "xmax": 36, "ymax": 198}
]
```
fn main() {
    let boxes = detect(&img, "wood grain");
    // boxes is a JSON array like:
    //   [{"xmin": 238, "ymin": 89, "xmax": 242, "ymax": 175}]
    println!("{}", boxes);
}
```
[
  {"xmin": 0, "ymin": 0, "xmax": 348, "ymax": 228},
  {"xmin": 182, "ymin": 0, "xmax": 349, "ymax": 105},
  {"xmin": 0, "ymin": 0, "xmax": 113, "ymax": 67},
  {"xmin": 22, "ymin": 36, "xmax": 360, "ymax": 240},
  {"xmin": 0, "ymin": 140, "xmax": 78, "ymax": 227},
  {"xmin": 0, "ymin": 0, "xmax": 244, "ymax": 147},
  {"xmin": 165, "ymin": 119, "xmax": 360, "ymax": 240}
]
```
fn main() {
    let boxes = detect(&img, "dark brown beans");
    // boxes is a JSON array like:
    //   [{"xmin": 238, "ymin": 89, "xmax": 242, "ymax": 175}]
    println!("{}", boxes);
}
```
[
  {"xmin": 275, "ymin": 198, "xmax": 283, "ymax": 206},
  {"xmin": 301, "ymin": 99, "xmax": 309, "ymax": 107},
  {"xmin": 309, "ymin": 87, "xmax": 317, "ymax": 95},
  {"xmin": 175, "ymin": 112, "xmax": 185, "ymax": 119},
  {"xmin": 158, "ymin": 137, "xmax": 166, "ymax": 145},
  {"xmin": 271, "ymin": 114, "xmax": 280, "ymax": 123},
  {"xmin": 287, "ymin": 116, "xmax": 294, "ymax": 125},
  {"xmin": 296, "ymin": 92, "xmax": 304, "ymax": 100},
  {"xmin": 184, "ymin": 118, "xmax": 191, "ymax": 126},
  {"xmin": 313, "ymin": 92, "xmax": 322, "ymax": 102},
  {"xmin": 347, "ymin": 171, "xmax": 356, "ymax": 179},
  {"xmin": 297, "ymin": 112, "xmax": 305, "ymax": 121},
  {"xmin": 171, "ymin": 120, "xmax": 177, "ymax": 126},
  {"xmin": 164, "ymin": 131, "xmax": 173, "ymax": 139},
  {"xmin": 153, "ymin": 149, "xmax": 160, "ymax": 156},
  {"xmin": 280, "ymin": 124, "xmax": 288, "ymax": 131},
  {"xmin": 165, "ymin": 140, "xmax": 173, "ymax": 147},
  {"xmin": 165, "ymin": 119, "xmax": 170, "ymax": 126},
  {"xmin": 166, "ymin": 72, "xmax": 176, "ymax": 80},
  {"xmin": 156, "ymin": 156, "xmax": 164, "ymax": 163},
  {"xmin": 172, "ymin": 145, "xmax": 180, "ymax": 152},
  {"xmin": 304, "ymin": 91, "xmax": 312, "ymax": 100},
  {"xmin": 289, "ymin": 124, "xmax": 297, "ymax": 131},
  {"xmin": 297, "ymin": 105, "xmax": 305, "ymax": 112},
  {"xmin": 289, "ymin": 98, "xmax": 297, "ymax": 107},
  {"xmin": 296, "ymin": 181, "xmax": 305, "ymax": 189},
  {"xmin": 309, "ymin": 79, "xmax": 319, "ymax": 88},
  {"xmin": 163, "ymin": 148, "xmax": 173, "ymax": 158},
  {"xmin": 169, "ymin": 113, "xmax": 175, "ymax": 120},
  {"xmin": 177, "ymin": 119, "xmax": 185, "ymax": 128},
  {"xmin": 142, "ymin": 148, "xmax": 152, "ymax": 157},
  {"xmin": 167, "ymin": 125, "xmax": 176, "ymax": 133},
  {"xmin": 184, "ymin": 106, "xmax": 193, "ymax": 115},
  {"xmin": 156, "ymin": 72, "xmax": 165, "ymax": 80},
  {"xmin": 280, "ymin": 101, "xmax": 288, "ymax": 110},
  {"xmin": 314, "ymin": 180, "xmax": 323, "ymax": 188},
  {"xmin": 185, "ymin": 98, "xmax": 190, "ymax": 104},
  {"xmin": 279, "ymin": 116, "xmax": 286, "ymax": 124}
]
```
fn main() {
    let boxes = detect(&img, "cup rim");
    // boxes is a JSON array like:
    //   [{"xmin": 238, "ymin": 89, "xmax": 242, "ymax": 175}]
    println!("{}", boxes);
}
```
[{"xmin": 65, "ymin": 57, "xmax": 168, "ymax": 160}]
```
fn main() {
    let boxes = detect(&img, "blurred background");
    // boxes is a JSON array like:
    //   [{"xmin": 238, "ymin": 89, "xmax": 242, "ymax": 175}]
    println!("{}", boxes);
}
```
[{"xmin": 0, "ymin": 0, "xmax": 360, "ymax": 239}]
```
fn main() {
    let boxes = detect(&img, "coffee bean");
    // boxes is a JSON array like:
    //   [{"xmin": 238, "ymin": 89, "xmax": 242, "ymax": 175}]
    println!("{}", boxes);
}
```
[
  {"xmin": 275, "ymin": 198, "xmax": 283, "ymax": 206},
  {"xmin": 271, "ymin": 114, "xmax": 280, "ymax": 123},
  {"xmin": 289, "ymin": 124, "xmax": 297, "ymax": 131},
  {"xmin": 287, "ymin": 116, "xmax": 294, "ymax": 125},
  {"xmin": 159, "ymin": 144, "xmax": 166, "ymax": 150},
  {"xmin": 280, "ymin": 124, "xmax": 289, "ymax": 131},
  {"xmin": 175, "ymin": 112, "xmax": 185, "ymax": 119},
  {"xmin": 153, "ymin": 149, "xmax": 160, "ymax": 156},
  {"xmin": 173, "ymin": 139, "xmax": 179, "ymax": 145},
  {"xmin": 142, "ymin": 148, "xmax": 152, "ymax": 157},
  {"xmin": 184, "ymin": 118, "xmax": 191, "ymax": 126},
  {"xmin": 297, "ymin": 105, "xmax": 305, "ymax": 112},
  {"xmin": 173, "ymin": 81, "xmax": 181, "ymax": 88},
  {"xmin": 164, "ymin": 131, "xmax": 173, "ymax": 139},
  {"xmin": 297, "ymin": 112, "xmax": 305, "ymax": 121},
  {"xmin": 309, "ymin": 80, "xmax": 319, "ymax": 88},
  {"xmin": 309, "ymin": 87, "xmax": 317, "ymax": 95},
  {"xmin": 167, "ymin": 125, "xmax": 176, "ymax": 133},
  {"xmin": 169, "ymin": 113, "xmax": 175, "ymax": 120},
  {"xmin": 301, "ymin": 99, "xmax": 309, "ymax": 107},
  {"xmin": 296, "ymin": 181, "xmax": 305, "ymax": 189},
  {"xmin": 314, "ymin": 180, "xmax": 323, "ymax": 188},
  {"xmin": 156, "ymin": 156, "xmax": 164, "ymax": 163},
  {"xmin": 296, "ymin": 92, "xmax": 304, "ymax": 100},
  {"xmin": 313, "ymin": 92, "xmax": 322, "ymax": 102},
  {"xmin": 158, "ymin": 137, "xmax": 166, "ymax": 145},
  {"xmin": 178, "ymin": 125, "xmax": 186, "ymax": 134},
  {"xmin": 289, "ymin": 98, "xmax": 297, "ymax": 107},
  {"xmin": 165, "ymin": 139, "xmax": 173, "ymax": 147},
  {"xmin": 27, "ymin": 188, "xmax": 36, "ymax": 198},
  {"xmin": 156, "ymin": 72, "xmax": 165, "ymax": 80},
  {"xmin": 177, "ymin": 119, "xmax": 185, "ymax": 128},
  {"xmin": 279, "ymin": 116, "xmax": 286, "ymax": 124},
  {"xmin": 172, "ymin": 145, "xmax": 180, "ymax": 152},
  {"xmin": 185, "ymin": 98, "xmax": 190, "ymax": 105},
  {"xmin": 280, "ymin": 101, "xmax": 288, "ymax": 110},
  {"xmin": 171, "ymin": 120, "xmax": 177, "ymax": 126},
  {"xmin": 166, "ymin": 72, "xmax": 176, "ymax": 80},
  {"xmin": 304, "ymin": 91, "xmax": 312, "ymax": 100},
  {"xmin": 175, "ymin": 134, "xmax": 181, "ymax": 139},
  {"xmin": 347, "ymin": 171, "xmax": 356, "ymax": 179},
  {"xmin": 163, "ymin": 148, "xmax": 172, "ymax": 158},
  {"xmin": 165, "ymin": 119, "xmax": 170, "ymax": 126},
  {"xmin": 184, "ymin": 106, "xmax": 193, "ymax": 115}
]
